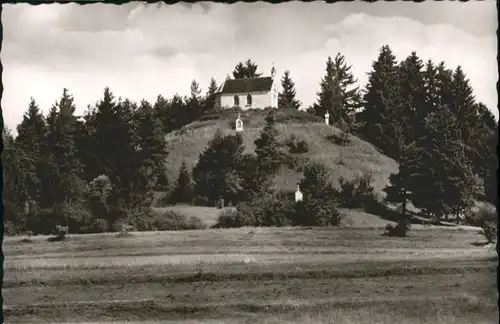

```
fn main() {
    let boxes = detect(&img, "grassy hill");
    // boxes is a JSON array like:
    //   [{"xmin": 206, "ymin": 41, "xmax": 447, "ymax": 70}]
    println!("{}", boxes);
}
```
[{"xmin": 164, "ymin": 108, "xmax": 399, "ymax": 196}]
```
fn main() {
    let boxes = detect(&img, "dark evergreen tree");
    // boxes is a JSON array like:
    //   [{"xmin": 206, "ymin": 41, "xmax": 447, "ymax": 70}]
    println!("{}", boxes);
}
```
[
  {"xmin": 2, "ymin": 128, "xmax": 31, "ymax": 234},
  {"xmin": 186, "ymin": 79, "xmax": 203, "ymax": 122},
  {"xmin": 204, "ymin": 77, "xmax": 219, "ymax": 112},
  {"xmin": 398, "ymin": 51, "xmax": 425, "ymax": 140},
  {"xmin": 450, "ymin": 66, "xmax": 477, "ymax": 144},
  {"xmin": 167, "ymin": 94, "xmax": 189, "ymax": 131},
  {"xmin": 15, "ymin": 98, "xmax": 47, "ymax": 203},
  {"xmin": 417, "ymin": 59, "xmax": 440, "ymax": 139},
  {"xmin": 358, "ymin": 45, "xmax": 401, "ymax": 158},
  {"xmin": 232, "ymin": 59, "xmax": 262, "ymax": 79},
  {"xmin": 153, "ymin": 94, "xmax": 171, "ymax": 133},
  {"xmin": 134, "ymin": 99, "xmax": 169, "ymax": 194},
  {"xmin": 409, "ymin": 106, "xmax": 477, "ymax": 222},
  {"xmin": 254, "ymin": 110, "xmax": 283, "ymax": 176},
  {"xmin": 313, "ymin": 54, "xmax": 362, "ymax": 125},
  {"xmin": 278, "ymin": 70, "xmax": 301, "ymax": 109},
  {"xmin": 471, "ymin": 103, "xmax": 498, "ymax": 204},
  {"xmin": 40, "ymin": 89, "xmax": 85, "ymax": 209},
  {"xmin": 294, "ymin": 162, "xmax": 343, "ymax": 226},
  {"xmin": 192, "ymin": 130, "xmax": 248, "ymax": 206},
  {"xmin": 170, "ymin": 161, "xmax": 194, "ymax": 204}
]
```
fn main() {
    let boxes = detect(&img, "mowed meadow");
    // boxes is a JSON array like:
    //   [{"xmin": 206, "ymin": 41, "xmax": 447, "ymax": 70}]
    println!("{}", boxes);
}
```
[{"xmin": 2, "ymin": 226, "xmax": 498, "ymax": 324}]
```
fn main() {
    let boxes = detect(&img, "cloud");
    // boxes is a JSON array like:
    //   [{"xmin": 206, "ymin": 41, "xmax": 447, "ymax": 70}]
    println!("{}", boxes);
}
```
[{"xmin": 1, "ymin": 2, "xmax": 497, "ymax": 132}]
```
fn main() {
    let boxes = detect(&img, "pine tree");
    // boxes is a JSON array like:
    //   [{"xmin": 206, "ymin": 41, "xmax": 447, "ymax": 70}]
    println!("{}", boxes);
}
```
[
  {"xmin": 254, "ymin": 110, "xmax": 282, "ymax": 176},
  {"xmin": 409, "ymin": 106, "xmax": 477, "ymax": 222},
  {"xmin": 39, "ymin": 89, "xmax": 85, "ymax": 228},
  {"xmin": 359, "ymin": 45, "xmax": 401, "ymax": 158},
  {"xmin": 449, "ymin": 66, "xmax": 477, "ymax": 145},
  {"xmin": 417, "ymin": 59, "xmax": 440, "ymax": 139},
  {"xmin": 84, "ymin": 88, "xmax": 142, "ymax": 215},
  {"xmin": 15, "ymin": 98, "xmax": 47, "ymax": 203},
  {"xmin": 204, "ymin": 77, "xmax": 219, "ymax": 112},
  {"xmin": 471, "ymin": 103, "xmax": 498, "ymax": 204},
  {"xmin": 192, "ymin": 131, "xmax": 248, "ymax": 206},
  {"xmin": 295, "ymin": 162, "xmax": 343, "ymax": 226},
  {"xmin": 2, "ymin": 127, "xmax": 31, "ymax": 234},
  {"xmin": 278, "ymin": 70, "xmax": 301, "ymax": 109},
  {"xmin": 134, "ymin": 99, "xmax": 169, "ymax": 196},
  {"xmin": 232, "ymin": 59, "xmax": 262, "ymax": 79},
  {"xmin": 398, "ymin": 52, "xmax": 425, "ymax": 140},
  {"xmin": 186, "ymin": 79, "xmax": 203, "ymax": 122},
  {"xmin": 313, "ymin": 54, "xmax": 362, "ymax": 125},
  {"xmin": 44, "ymin": 89, "xmax": 84, "ymax": 202},
  {"xmin": 153, "ymin": 94, "xmax": 171, "ymax": 133},
  {"xmin": 170, "ymin": 161, "xmax": 193, "ymax": 204}
]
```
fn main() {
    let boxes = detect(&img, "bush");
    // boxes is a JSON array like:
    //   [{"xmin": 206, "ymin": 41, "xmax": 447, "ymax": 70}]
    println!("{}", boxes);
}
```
[
  {"xmin": 214, "ymin": 193, "xmax": 295, "ymax": 228},
  {"xmin": 286, "ymin": 135, "xmax": 309, "ymax": 153},
  {"xmin": 275, "ymin": 108, "xmax": 323, "ymax": 124},
  {"xmin": 336, "ymin": 173, "xmax": 376, "ymax": 209},
  {"xmin": 213, "ymin": 207, "xmax": 243, "ymax": 228},
  {"xmin": 465, "ymin": 204, "xmax": 496, "ymax": 227},
  {"xmin": 131, "ymin": 209, "xmax": 207, "ymax": 231},
  {"xmin": 481, "ymin": 220, "xmax": 497, "ymax": 243},
  {"xmin": 293, "ymin": 198, "xmax": 345, "ymax": 227},
  {"xmin": 466, "ymin": 204, "xmax": 497, "ymax": 243},
  {"xmin": 384, "ymin": 219, "xmax": 410, "ymax": 237}
]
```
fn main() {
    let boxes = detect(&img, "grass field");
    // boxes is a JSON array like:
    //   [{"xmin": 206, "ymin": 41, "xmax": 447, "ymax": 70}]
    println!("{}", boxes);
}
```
[{"xmin": 2, "ymin": 226, "xmax": 497, "ymax": 324}]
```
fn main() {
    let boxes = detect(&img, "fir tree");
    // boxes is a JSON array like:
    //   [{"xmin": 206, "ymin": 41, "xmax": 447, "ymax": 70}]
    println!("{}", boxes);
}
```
[
  {"xmin": 313, "ymin": 54, "xmax": 362, "ymax": 125},
  {"xmin": 295, "ymin": 162, "xmax": 343, "ymax": 226},
  {"xmin": 170, "ymin": 161, "xmax": 194, "ymax": 204},
  {"xmin": 134, "ymin": 99, "xmax": 169, "ymax": 193},
  {"xmin": 254, "ymin": 110, "xmax": 282, "ymax": 175},
  {"xmin": 204, "ymin": 77, "xmax": 219, "ymax": 112},
  {"xmin": 359, "ymin": 45, "xmax": 401, "ymax": 158},
  {"xmin": 15, "ymin": 98, "xmax": 47, "ymax": 203},
  {"xmin": 192, "ymin": 131, "xmax": 248, "ymax": 206},
  {"xmin": 153, "ymin": 94, "xmax": 171, "ymax": 133},
  {"xmin": 398, "ymin": 52, "xmax": 425, "ymax": 141},
  {"xmin": 40, "ymin": 89, "xmax": 84, "ymax": 207},
  {"xmin": 278, "ymin": 70, "xmax": 301, "ymax": 109},
  {"xmin": 232, "ymin": 59, "xmax": 262, "ymax": 79},
  {"xmin": 2, "ymin": 128, "xmax": 31, "ymax": 234},
  {"xmin": 450, "ymin": 66, "xmax": 477, "ymax": 145},
  {"xmin": 186, "ymin": 79, "xmax": 203, "ymax": 122},
  {"xmin": 409, "ymin": 106, "xmax": 477, "ymax": 222}
]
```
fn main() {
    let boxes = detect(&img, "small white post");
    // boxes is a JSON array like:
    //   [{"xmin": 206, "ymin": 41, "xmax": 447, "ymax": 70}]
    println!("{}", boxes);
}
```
[
  {"xmin": 235, "ymin": 113, "xmax": 244, "ymax": 132},
  {"xmin": 324, "ymin": 111, "xmax": 330, "ymax": 125},
  {"xmin": 295, "ymin": 184, "xmax": 303, "ymax": 202}
]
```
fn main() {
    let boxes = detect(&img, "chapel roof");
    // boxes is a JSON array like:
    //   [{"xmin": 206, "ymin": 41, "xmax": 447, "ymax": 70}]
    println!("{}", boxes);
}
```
[{"xmin": 218, "ymin": 77, "xmax": 274, "ymax": 94}]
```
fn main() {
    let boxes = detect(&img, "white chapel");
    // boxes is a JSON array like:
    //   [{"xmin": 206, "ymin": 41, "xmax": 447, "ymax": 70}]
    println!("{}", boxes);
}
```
[{"xmin": 214, "ymin": 65, "xmax": 279, "ymax": 110}]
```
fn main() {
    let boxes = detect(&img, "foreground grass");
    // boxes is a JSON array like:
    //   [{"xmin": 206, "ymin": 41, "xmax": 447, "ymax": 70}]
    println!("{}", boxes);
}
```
[{"xmin": 3, "ymin": 226, "xmax": 497, "ymax": 323}]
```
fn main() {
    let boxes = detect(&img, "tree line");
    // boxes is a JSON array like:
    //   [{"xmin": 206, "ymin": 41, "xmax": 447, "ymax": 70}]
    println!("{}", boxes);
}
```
[{"xmin": 1, "ymin": 45, "xmax": 497, "ymax": 235}]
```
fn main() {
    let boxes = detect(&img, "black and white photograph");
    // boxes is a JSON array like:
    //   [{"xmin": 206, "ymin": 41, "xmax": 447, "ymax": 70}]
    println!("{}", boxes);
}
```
[{"xmin": 0, "ymin": 1, "xmax": 498, "ymax": 323}]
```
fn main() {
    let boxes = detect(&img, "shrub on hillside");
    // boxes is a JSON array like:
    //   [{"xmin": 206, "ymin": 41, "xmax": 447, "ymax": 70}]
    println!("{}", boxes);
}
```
[
  {"xmin": 130, "ymin": 208, "xmax": 206, "ymax": 231},
  {"xmin": 275, "ymin": 108, "xmax": 323, "ymax": 124},
  {"xmin": 286, "ymin": 134, "xmax": 309, "ymax": 153},
  {"xmin": 214, "ymin": 193, "xmax": 295, "ymax": 228},
  {"xmin": 292, "ymin": 198, "xmax": 345, "ymax": 227},
  {"xmin": 336, "ymin": 173, "xmax": 377, "ymax": 209}
]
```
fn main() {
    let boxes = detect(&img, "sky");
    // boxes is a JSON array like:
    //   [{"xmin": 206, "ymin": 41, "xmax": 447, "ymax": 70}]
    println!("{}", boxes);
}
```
[{"xmin": 1, "ymin": 1, "xmax": 498, "ymax": 133}]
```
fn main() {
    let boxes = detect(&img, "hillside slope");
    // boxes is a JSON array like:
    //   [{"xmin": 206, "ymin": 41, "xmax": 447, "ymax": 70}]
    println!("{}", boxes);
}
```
[{"xmin": 164, "ymin": 109, "xmax": 398, "ymax": 196}]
